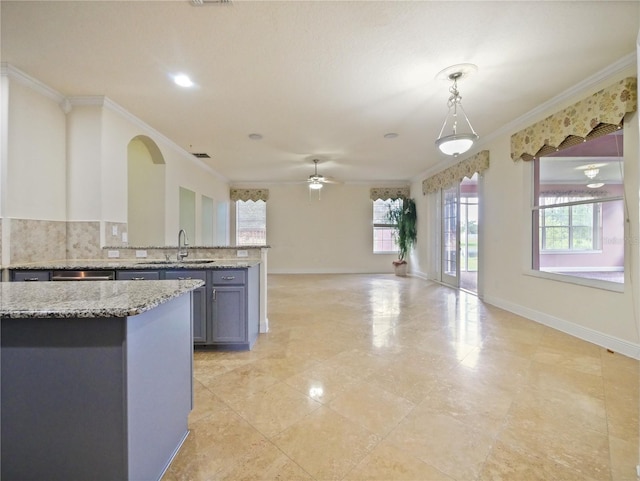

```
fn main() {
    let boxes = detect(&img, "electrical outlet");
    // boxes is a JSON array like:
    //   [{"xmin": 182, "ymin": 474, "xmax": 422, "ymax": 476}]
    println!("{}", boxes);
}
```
[
  {"xmin": 107, "ymin": 250, "xmax": 120, "ymax": 258},
  {"xmin": 136, "ymin": 250, "xmax": 147, "ymax": 258},
  {"xmin": 237, "ymin": 250, "xmax": 248, "ymax": 258},
  {"xmin": 111, "ymin": 225, "xmax": 118, "ymax": 236}
]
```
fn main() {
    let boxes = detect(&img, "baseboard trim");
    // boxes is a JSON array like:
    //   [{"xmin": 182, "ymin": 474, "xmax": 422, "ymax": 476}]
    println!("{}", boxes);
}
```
[
  {"xmin": 267, "ymin": 268, "xmax": 394, "ymax": 275},
  {"xmin": 483, "ymin": 295, "xmax": 640, "ymax": 360}
]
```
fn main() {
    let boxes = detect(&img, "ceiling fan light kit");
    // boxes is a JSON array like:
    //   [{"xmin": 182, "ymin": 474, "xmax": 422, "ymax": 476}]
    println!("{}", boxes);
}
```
[
  {"xmin": 435, "ymin": 65, "xmax": 479, "ymax": 157},
  {"xmin": 306, "ymin": 158, "xmax": 339, "ymax": 191}
]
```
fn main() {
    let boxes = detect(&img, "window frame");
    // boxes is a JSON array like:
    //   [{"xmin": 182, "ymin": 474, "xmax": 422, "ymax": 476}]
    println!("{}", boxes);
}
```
[
  {"xmin": 235, "ymin": 199, "xmax": 267, "ymax": 246},
  {"xmin": 537, "ymin": 197, "xmax": 603, "ymax": 253},
  {"xmin": 528, "ymin": 142, "xmax": 625, "ymax": 290},
  {"xmin": 372, "ymin": 198, "xmax": 402, "ymax": 254}
]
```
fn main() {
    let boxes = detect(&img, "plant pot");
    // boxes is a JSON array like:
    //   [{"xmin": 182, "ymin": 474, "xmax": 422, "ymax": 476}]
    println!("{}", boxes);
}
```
[{"xmin": 393, "ymin": 262, "xmax": 408, "ymax": 277}]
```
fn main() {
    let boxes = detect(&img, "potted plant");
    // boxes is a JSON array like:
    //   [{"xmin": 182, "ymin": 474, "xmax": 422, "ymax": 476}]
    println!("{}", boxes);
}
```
[{"xmin": 386, "ymin": 197, "xmax": 417, "ymax": 276}]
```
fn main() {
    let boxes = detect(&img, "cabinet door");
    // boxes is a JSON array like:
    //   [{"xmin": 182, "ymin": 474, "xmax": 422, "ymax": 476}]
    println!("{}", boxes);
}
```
[
  {"xmin": 116, "ymin": 271, "xmax": 160, "ymax": 281},
  {"xmin": 191, "ymin": 286, "xmax": 207, "ymax": 344},
  {"xmin": 211, "ymin": 286, "xmax": 246, "ymax": 343},
  {"xmin": 12, "ymin": 271, "xmax": 51, "ymax": 281},
  {"xmin": 165, "ymin": 270, "xmax": 208, "ymax": 344}
]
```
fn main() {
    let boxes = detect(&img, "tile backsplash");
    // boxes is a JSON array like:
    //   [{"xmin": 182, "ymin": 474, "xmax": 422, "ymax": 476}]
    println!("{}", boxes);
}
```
[
  {"xmin": 10, "ymin": 219, "xmax": 67, "ymax": 263},
  {"xmin": 66, "ymin": 221, "xmax": 101, "ymax": 259},
  {"xmin": 7, "ymin": 218, "xmax": 127, "ymax": 264},
  {"xmin": 5, "ymin": 218, "xmax": 265, "ymax": 264}
]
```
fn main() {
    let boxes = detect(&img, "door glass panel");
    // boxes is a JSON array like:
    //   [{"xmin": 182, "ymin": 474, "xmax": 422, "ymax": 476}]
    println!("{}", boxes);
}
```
[{"xmin": 442, "ymin": 185, "xmax": 459, "ymax": 283}]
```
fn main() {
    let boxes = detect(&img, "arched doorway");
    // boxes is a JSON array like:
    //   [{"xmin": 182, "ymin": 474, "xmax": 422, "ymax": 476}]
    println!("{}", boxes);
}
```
[{"xmin": 127, "ymin": 136, "xmax": 166, "ymax": 245}]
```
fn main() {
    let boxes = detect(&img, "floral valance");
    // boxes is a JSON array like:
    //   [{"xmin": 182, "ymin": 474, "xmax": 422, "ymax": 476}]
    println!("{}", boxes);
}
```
[
  {"xmin": 511, "ymin": 77, "xmax": 637, "ymax": 161},
  {"xmin": 230, "ymin": 188, "xmax": 269, "ymax": 202},
  {"xmin": 370, "ymin": 186, "xmax": 410, "ymax": 201},
  {"xmin": 422, "ymin": 150, "xmax": 490, "ymax": 195}
]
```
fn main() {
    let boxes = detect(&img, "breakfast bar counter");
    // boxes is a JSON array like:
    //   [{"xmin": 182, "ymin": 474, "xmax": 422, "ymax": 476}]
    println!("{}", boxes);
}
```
[{"xmin": 1, "ymin": 279, "xmax": 203, "ymax": 481}]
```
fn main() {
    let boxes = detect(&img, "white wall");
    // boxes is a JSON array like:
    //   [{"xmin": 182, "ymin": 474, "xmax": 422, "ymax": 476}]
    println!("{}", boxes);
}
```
[
  {"xmin": 95, "ymin": 99, "xmax": 231, "ymax": 246},
  {"xmin": 411, "ymin": 64, "xmax": 640, "ymax": 356},
  {"xmin": 1, "ymin": 69, "xmax": 231, "ymax": 250},
  {"xmin": 264, "ymin": 183, "xmax": 401, "ymax": 273},
  {"xmin": 5, "ymin": 79, "xmax": 66, "ymax": 220},
  {"xmin": 66, "ymin": 105, "xmax": 102, "ymax": 220}
]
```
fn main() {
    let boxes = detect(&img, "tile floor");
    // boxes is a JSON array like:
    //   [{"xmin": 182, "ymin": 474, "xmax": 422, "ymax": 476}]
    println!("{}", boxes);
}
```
[{"xmin": 162, "ymin": 274, "xmax": 639, "ymax": 481}]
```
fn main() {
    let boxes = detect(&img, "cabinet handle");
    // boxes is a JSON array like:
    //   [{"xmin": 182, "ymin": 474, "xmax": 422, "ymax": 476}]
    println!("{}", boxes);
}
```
[
  {"xmin": 132, "ymin": 277, "xmax": 145, "ymax": 281},
  {"xmin": 222, "ymin": 276, "xmax": 235, "ymax": 280},
  {"xmin": 23, "ymin": 278, "xmax": 40, "ymax": 282},
  {"xmin": 212, "ymin": 288, "xmax": 216, "ymax": 301},
  {"xmin": 177, "ymin": 277, "xmax": 192, "ymax": 280}
]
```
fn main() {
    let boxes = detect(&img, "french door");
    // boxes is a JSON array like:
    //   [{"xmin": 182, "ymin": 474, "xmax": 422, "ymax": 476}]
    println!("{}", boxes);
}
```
[
  {"xmin": 441, "ymin": 174, "xmax": 480, "ymax": 292},
  {"xmin": 441, "ymin": 184, "xmax": 460, "ymax": 287}
]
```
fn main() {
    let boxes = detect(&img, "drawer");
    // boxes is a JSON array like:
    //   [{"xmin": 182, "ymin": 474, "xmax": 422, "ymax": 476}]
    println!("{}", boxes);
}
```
[
  {"xmin": 211, "ymin": 269, "xmax": 246, "ymax": 285},
  {"xmin": 164, "ymin": 270, "xmax": 207, "ymax": 282},
  {"xmin": 12, "ymin": 270, "xmax": 51, "ymax": 282},
  {"xmin": 116, "ymin": 270, "xmax": 160, "ymax": 281}
]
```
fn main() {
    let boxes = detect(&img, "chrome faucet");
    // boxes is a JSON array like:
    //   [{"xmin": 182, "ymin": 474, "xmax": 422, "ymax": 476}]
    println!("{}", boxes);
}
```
[{"xmin": 177, "ymin": 229, "xmax": 189, "ymax": 261}]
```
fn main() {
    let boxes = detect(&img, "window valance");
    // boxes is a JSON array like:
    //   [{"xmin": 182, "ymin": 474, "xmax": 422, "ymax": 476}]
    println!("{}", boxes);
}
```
[
  {"xmin": 230, "ymin": 188, "xmax": 269, "ymax": 202},
  {"xmin": 511, "ymin": 77, "xmax": 637, "ymax": 162},
  {"xmin": 370, "ymin": 186, "xmax": 410, "ymax": 201},
  {"xmin": 422, "ymin": 150, "xmax": 489, "ymax": 195}
]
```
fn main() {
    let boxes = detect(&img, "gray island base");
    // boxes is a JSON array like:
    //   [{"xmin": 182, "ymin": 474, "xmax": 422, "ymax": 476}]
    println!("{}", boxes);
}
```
[{"xmin": 1, "ymin": 280, "xmax": 203, "ymax": 481}]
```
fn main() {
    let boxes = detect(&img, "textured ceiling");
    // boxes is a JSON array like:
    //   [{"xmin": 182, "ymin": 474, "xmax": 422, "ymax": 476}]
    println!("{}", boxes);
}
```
[{"xmin": 1, "ymin": 1, "xmax": 638, "ymax": 184}]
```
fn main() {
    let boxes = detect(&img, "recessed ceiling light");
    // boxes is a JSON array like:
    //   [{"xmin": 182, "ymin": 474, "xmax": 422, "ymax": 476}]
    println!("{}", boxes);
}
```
[
  {"xmin": 384, "ymin": 133, "xmax": 399, "ymax": 139},
  {"xmin": 173, "ymin": 74, "xmax": 194, "ymax": 88},
  {"xmin": 248, "ymin": 133, "xmax": 263, "ymax": 140}
]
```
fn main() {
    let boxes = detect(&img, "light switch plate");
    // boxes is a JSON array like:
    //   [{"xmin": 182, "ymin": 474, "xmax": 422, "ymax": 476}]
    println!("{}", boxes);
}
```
[
  {"xmin": 107, "ymin": 250, "xmax": 120, "ymax": 258},
  {"xmin": 135, "ymin": 250, "xmax": 147, "ymax": 258},
  {"xmin": 237, "ymin": 250, "xmax": 248, "ymax": 257}
]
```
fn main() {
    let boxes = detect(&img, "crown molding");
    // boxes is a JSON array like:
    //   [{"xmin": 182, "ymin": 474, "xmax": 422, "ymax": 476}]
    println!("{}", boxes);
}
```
[
  {"xmin": 230, "ymin": 179, "xmax": 410, "ymax": 187},
  {"xmin": 65, "ymin": 95, "xmax": 227, "ymax": 181},
  {"xmin": 0, "ymin": 62, "xmax": 66, "ymax": 106},
  {"xmin": 1, "ymin": 63, "xmax": 227, "ymax": 183},
  {"xmin": 412, "ymin": 52, "xmax": 637, "ymax": 184}
]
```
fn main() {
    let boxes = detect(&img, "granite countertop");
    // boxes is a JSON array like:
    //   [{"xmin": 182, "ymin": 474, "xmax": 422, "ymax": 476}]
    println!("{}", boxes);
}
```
[
  {"xmin": 0, "ymin": 279, "xmax": 204, "ymax": 319},
  {"xmin": 7, "ymin": 259, "xmax": 260, "ymax": 270}
]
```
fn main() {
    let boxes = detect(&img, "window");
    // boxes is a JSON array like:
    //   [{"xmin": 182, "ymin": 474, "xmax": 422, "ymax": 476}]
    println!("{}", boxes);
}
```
[
  {"xmin": 236, "ymin": 200, "xmax": 266, "ymax": 246},
  {"xmin": 373, "ymin": 198, "xmax": 401, "ymax": 254},
  {"xmin": 539, "ymin": 196, "xmax": 601, "ymax": 251},
  {"xmin": 532, "ymin": 131, "xmax": 624, "ymax": 284}
]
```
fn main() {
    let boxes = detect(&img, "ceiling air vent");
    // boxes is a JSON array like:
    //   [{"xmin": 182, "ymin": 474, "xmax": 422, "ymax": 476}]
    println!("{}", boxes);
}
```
[{"xmin": 192, "ymin": 153, "xmax": 211, "ymax": 159}]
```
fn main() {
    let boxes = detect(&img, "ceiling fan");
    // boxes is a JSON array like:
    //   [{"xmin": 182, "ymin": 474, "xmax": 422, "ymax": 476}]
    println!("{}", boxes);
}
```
[{"xmin": 307, "ymin": 159, "xmax": 339, "ymax": 190}]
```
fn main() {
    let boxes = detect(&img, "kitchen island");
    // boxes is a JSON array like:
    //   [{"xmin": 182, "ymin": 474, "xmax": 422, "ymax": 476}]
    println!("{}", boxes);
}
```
[{"xmin": 1, "ymin": 279, "xmax": 203, "ymax": 481}]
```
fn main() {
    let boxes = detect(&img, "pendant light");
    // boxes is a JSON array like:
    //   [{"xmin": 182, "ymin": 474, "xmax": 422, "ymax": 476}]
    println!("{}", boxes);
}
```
[{"xmin": 435, "ymin": 68, "xmax": 479, "ymax": 157}]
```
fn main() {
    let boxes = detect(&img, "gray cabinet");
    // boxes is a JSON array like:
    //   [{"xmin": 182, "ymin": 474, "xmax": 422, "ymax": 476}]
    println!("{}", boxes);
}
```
[
  {"xmin": 211, "ymin": 285, "xmax": 246, "ymax": 343},
  {"xmin": 164, "ymin": 270, "xmax": 207, "ymax": 344},
  {"xmin": 12, "ymin": 270, "xmax": 51, "ymax": 282},
  {"xmin": 208, "ymin": 266, "xmax": 259, "ymax": 350},
  {"xmin": 116, "ymin": 270, "xmax": 160, "ymax": 281},
  {"xmin": 9, "ymin": 265, "xmax": 259, "ymax": 350}
]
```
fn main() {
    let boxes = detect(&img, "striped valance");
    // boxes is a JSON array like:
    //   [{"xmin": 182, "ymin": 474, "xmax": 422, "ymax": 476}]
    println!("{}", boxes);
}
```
[
  {"xmin": 511, "ymin": 77, "xmax": 637, "ymax": 161},
  {"xmin": 230, "ymin": 188, "xmax": 269, "ymax": 202},
  {"xmin": 422, "ymin": 150, "xmax": 489, "ymax": 195},
  {"xmin": 370, "ymin": 186, "xmax": 410, "ymax": 201}
]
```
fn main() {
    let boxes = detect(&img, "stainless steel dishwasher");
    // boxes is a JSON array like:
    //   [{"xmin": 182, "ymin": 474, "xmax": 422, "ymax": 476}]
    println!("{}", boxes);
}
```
[{"xmin": 51, "ymin": 270, "xmax": 116, "ymax": 281}]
